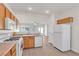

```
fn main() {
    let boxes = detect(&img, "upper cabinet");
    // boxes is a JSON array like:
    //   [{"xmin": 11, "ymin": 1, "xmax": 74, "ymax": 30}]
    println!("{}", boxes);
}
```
[
  {"xmin": 11, "ymin": 14, "xmax": 15, "ymax": 21},
  {"xmin": 0, "ymin": 4, "xmax": 6, "ymax": 29},
  {"xmin": 0, "ymin": 3, "xmax": 19, "ymax": 30},
  {"xmin": 13, "ymin": 16, "xmax": 16, "ymax": 21},
  {"xmin": 5, "ymin": 17, "xmax": 16, "ymax": 31},
  {"xmin": 6, "ymin": 8, "xmax": 11, "ymax": 18},
  {"xmin": 16, "ymin": 19, "xmax": 19, "ymax": 27},
  {"xmin": 57, "ymin": 17, "xmax": 73, "ymax": 24}
]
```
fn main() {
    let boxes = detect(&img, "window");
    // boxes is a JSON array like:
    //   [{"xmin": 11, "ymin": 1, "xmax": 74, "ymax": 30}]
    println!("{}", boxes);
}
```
[{"xmin": 38, "ymin": 27, "xmax": 44, "ymax": 34}]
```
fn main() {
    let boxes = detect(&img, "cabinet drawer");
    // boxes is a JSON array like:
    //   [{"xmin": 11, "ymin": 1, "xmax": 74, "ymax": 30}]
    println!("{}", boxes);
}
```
[
  {"xmin": 11, "ymin": 44, "xmax": 16, "ymax": 54},
  {"xmin": 12, "ymin": 51, "xmax": 16, "ymax": 56},
  {"xmin": 29, "ymin": 36, "xmax": 35, "ymax": 39},
  {"xmin": 23, "ymin": 36, "xmax": 35, "ymax": 39}
]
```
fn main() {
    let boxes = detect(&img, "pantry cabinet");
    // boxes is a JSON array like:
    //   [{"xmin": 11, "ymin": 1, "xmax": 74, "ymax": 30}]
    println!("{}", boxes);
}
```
[{"xmin": 23, "ymin": 36, "xmax": 35, "ymax": 49}]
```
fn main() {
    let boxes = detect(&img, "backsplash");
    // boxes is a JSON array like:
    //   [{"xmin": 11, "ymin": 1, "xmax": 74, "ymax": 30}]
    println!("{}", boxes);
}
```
[{"xmin": 0, "ymin": 30, "xmax": 12, "ymax": 42}]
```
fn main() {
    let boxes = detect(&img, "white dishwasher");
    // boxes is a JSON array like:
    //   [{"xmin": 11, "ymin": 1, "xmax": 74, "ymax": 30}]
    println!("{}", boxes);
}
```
[{"xmin": 35, "ymin": 36, "xmax": 43, "ymax": 47}]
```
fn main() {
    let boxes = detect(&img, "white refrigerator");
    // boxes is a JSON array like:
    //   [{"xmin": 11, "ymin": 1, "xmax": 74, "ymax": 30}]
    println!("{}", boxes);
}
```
[{"xmin": 53, "ymin": 24, "xmax": 71, "ymax": 51}]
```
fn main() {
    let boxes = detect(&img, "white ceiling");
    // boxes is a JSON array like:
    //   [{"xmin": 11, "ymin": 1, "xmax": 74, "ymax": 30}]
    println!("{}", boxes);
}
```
[{"xmin": 7, "ymin": 3, "xmax": 79, "ymax": 15}]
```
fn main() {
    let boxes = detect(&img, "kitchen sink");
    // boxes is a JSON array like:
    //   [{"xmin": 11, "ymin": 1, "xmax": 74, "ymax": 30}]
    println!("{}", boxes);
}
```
[{"xmin": 4, "ymin": 36, "xmax": 21, "ymax": 41}]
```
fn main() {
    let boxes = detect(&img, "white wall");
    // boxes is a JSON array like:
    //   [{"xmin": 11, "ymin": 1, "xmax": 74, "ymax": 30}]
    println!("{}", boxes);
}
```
[
  {"xmin": 48, "ymin": 14, "xmax": 55, "ymax": 43},
  {"xmin": 55, "ymin": 7, "xmax": 79, "ymax": 53}
]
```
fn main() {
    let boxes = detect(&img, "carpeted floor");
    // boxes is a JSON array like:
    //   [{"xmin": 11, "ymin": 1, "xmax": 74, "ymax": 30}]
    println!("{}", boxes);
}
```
[{"xmin": 23, "ymin": 43, "xmax": 79, "ymax": 56}]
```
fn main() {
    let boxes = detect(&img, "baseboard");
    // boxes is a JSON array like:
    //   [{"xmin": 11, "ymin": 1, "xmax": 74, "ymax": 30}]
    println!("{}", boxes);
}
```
[
  {"xmin": 48, "ymin": 41, "xmax": 53, "ymax": 44},
  {"xmin": 48, "ymin": 41, "xmax": 79, "ymax": 54},
  {"xmin": 71, "ymin": 48, "xmax": 79, "ymax": 54}
]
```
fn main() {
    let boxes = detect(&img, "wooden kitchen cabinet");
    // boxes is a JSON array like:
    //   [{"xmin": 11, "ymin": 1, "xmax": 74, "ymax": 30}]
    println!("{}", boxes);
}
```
[
  {"xmin": 5, "ymin": 50, "xmax": 11, "ymax": 56},
  {"xmin": 11, "ymin": 14, "xmax": 15, "ymax": 21},
  {"xmin": 11, "ymin": 44, "xmax": 16, "ymax": 56},
  {"xmin": 5, "ymin": 44, "xmax": 16, "ymax": 56},
  {"xmin": 11, "ymin": 14, "xmax": 13, "ymax": 20},
  {"xmin": 23, "ymin": 36, "xmax": 35, "ymax": 49},
  {"xmin": 0, "ymin": 3, "xmax": 19, "ymax": 30},
  {"xmin": 0, "ymin": 4, "xmax": 6, "ymax": 29},
  {"xmin": 57, "ymin": 17, "xmax": 73, "ymax": 24},
  {"xmin": 12, "ymin": 51, "xmax": 16, "ymax": 56},
  {"xmin": 6, "ymin": 8, "xmax": 11, "ymax": 18},
  {"xmin": 16, "ymin": 19, "xmax": 19, "ymax": 28},
  {"xmin": 42, "ymin": 36, "xmax": 48, "ymax": 48}
]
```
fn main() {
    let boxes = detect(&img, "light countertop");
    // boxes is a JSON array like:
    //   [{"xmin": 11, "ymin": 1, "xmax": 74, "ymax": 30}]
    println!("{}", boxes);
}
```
[
  {"xmin": 16, "ymin": 33, "xmax": 44, "ymax": 37},
  {"xmin": 0, "ymin": 41, "xmax": 16, "ymax": 56}
]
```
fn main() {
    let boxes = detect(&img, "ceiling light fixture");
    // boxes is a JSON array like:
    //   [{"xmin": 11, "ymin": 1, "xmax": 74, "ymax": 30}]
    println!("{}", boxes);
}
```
[
  {"xmin": 28, "ymin": 7, "xmax": 32, "ymax": 11},
  {"xmin": 45, "ymin": 10, "xmax": 49, "ymax": 14}
]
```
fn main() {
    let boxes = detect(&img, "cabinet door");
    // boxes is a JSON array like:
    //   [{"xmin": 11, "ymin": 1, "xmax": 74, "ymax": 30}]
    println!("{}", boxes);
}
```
[
  {"xmin": 16, "ymin": 19, "xmax": 18, "ymax": 27},
  {"xmin": 12, "ymin": 52, "xmax": 16, "ymax": 56},
  {"xmin": 11, "ymin": 44, "xmax": 16, "ymax": 54},
  {"xmin": 11, "ymin": 44, "xmax": 16, "ymax": 56},
  {"xmin": 5, "ymin": 50, "xmax": 11, "ymax": 56},
  {"xmin": 6, "ymin": 8, "xmax": 11, "ymax": 18},
  {"xmin": 29, "ymin": 36, "xmax": 35, "ymax": 48},
  {"xmin": 23, "ymin": 38, "xmax": 30, "ymax": 48},
  {"xmin": 23, "ymin": 36, "xmax": 35, "ymax": 49},
  {"xmin": 11, "ymin": 14, "xmax": 15, "ymax": 21},
  {"xmin": 0, "ymin": 4, "xmax": 6, "ymax": 29},
  {"xmin": 57, "ymin": 17, "xmax": 73, "ymax": 24},
  {"xmin": 42, "ymin": 36, "xmax": 48, "ymax": 47}
]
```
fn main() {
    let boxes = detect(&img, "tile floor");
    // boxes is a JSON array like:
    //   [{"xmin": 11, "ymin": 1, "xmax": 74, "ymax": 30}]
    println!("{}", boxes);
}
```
[{"xmin": 23, "ymin": 43, "xmax": 79, "ymax": 56}]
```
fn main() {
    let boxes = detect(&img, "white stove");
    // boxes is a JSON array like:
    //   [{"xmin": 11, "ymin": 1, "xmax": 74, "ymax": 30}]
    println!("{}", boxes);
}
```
[
  {"xmin": 15, "ymin": 37, "xmax": 23, "ymax": 56},
  {"xmin": 5, "ymin": 37, "xmax": 24, "ymax": 56},
  {"xmin": 0, "ymin": 30, "xmax": 23, "ymax": 56}
]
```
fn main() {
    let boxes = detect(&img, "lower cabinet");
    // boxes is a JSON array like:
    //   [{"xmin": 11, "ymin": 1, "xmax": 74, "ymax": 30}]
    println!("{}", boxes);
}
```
[
  {"xmin": 23, "ymin": 36, "xmax": 43, "ymax": 49},
  {"xmin": 12, "ymin": 51, "xmax": 16, "ymax": 56},
  {"xmin": 5, "ymin": 50, "xmax": 11, "ymax": 56},
  {"xmin": 5, "ymin": 44, "xmax": 16, "ymax": 56},
  {"xmin": 23, "ymin": 36, "xmax": 35, "ymax": 49},
  {"xmin": 11, "ymin": 44, "xmax": 16, "ymax": 56},
  {"xmin": 42, "ymin": 36, "xmax": 48, "ymax": 47}
]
